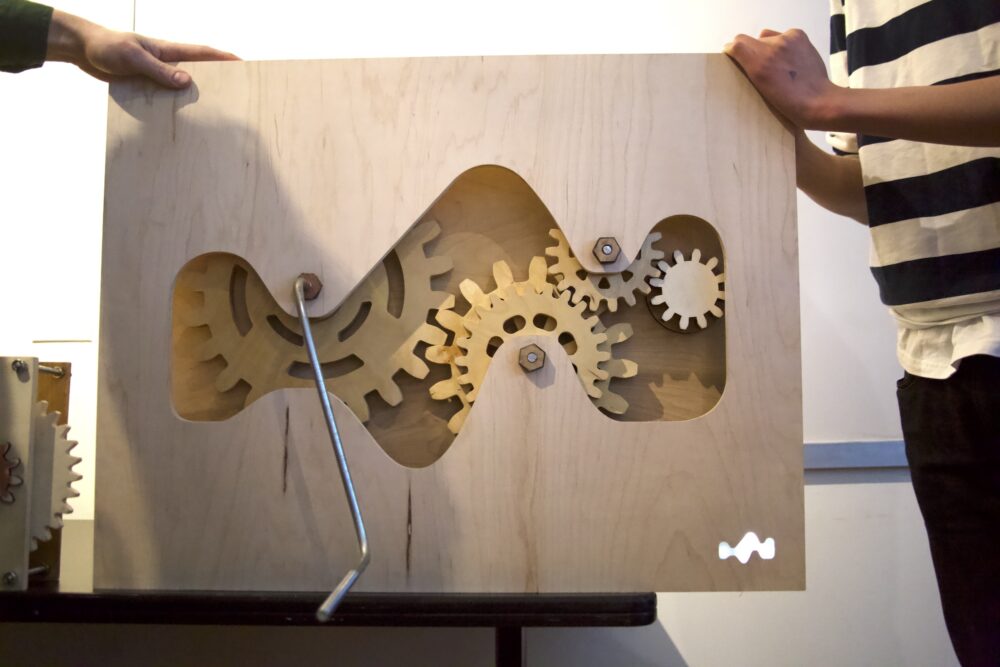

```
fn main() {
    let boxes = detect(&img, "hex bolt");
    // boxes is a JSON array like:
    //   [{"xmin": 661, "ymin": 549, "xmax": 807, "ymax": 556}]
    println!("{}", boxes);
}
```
[
  {"xmin": 297, "ymin": 273, "xmax": 324, "ymax": 301},
  {"xmin": 518, "ymin": 343, "xmax": 546, "ymax": 373},
  {"xmin": 10, "ymin": 359, "xmax": 27, "ymax": 373},
  {"xmin": 2, "ymin": 571, "xmax": 17, "ymax": 587},
  {"xmin": 592, "ymin": 237, "xmax": 621, "ymax": 264}
]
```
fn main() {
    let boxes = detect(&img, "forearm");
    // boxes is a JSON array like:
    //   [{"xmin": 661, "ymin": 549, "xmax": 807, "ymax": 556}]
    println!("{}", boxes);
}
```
[
  {"xmin": 45, "ymin": 9, "xmax": 91, "ymax": 64},
  {"xmin": 795, "ymin": 131, "xmax": 868, "ymax": 224},
  {"xmin": 816, "ymin": 77, "xmax": 1000, "ymax": 147}
]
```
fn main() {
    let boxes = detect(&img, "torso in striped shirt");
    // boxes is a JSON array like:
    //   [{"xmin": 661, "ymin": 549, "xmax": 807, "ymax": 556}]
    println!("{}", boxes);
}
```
[{"xmin": 827, "ymin": 0, "xmax": 1000, "ymax": 378}]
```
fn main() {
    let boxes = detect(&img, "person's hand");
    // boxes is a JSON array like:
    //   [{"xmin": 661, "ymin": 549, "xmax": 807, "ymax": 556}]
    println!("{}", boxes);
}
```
[
  {"xmin": 47, "ymin": 9, "xmax": 239, "ymax": 89},
  {"xmin": 724, "ymin": 29, "xmax": 842, "ymax": 130}
]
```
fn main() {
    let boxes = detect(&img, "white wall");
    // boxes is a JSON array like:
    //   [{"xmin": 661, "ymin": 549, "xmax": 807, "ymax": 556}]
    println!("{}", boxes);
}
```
[{"xmin": 1, "ymin": 1, "xmax": 948, "ymax": 665}]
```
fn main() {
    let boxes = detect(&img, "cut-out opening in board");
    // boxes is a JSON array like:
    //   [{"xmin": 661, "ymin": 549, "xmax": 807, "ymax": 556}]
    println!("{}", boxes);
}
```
[{"xmin": 170, "ymin": 166, "xmax": 726, "ymax": 467}]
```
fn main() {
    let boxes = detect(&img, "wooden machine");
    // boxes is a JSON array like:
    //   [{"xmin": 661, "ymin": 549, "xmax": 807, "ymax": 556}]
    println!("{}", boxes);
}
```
[{"xmin": 95, "ymin": 55, "xmax": 803, "ymax": 607}]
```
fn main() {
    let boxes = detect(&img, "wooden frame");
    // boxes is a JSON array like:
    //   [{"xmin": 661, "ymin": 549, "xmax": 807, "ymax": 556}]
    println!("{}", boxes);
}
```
[{"xmin": 96, "ymin": 55, "xmax": 802, "ymax": 592}]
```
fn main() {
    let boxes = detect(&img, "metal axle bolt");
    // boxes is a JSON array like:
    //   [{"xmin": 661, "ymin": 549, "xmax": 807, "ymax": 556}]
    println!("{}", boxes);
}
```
[
  {"xmin": 592, "ymin": 237, "xmax": 621, "ymax": 264},
  {"xmin": 2, "ymin": 571, "xmax": 17, "ymax": 587},
  {"xmin": 518, "ymin": 344, "xmax": 546, "ymax": 373}
]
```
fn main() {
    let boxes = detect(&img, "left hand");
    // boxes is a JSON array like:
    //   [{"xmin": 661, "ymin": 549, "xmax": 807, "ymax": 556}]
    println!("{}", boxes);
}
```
[
  {"xmin": 724, "ymin": 29, "xmax": 841, "ymax": 129},
  {"xmin": 48, "ymin": 9, "xmax": 239, "ymax": 89}
]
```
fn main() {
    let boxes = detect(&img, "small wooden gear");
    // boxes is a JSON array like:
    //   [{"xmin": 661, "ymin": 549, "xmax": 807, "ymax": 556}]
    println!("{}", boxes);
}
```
[
  {"xmin": 546, "ymin": 229, "xmax": 665, "ymax": 313},
  {"xmin": 649, "ymin": 248, "xmax": 725, "ymax": 332}
]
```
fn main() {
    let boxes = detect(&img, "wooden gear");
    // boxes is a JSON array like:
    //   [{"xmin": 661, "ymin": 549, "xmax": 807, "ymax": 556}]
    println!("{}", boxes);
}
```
[
  {"xmin": 427, "ymin": 256, "xmax": 635, "ymax": 431},
  {"xmin": 96, "ymin": 55, "xmax": 803, "ymax": 594},
  {"xmin": 649, "ymin": 248, "xmax": 726, "ymax": 331},
  {"xmin": 176, "ymin": 219, "xmax": 453, "ymax": 424},
  {"xmin": 28, "ymin": 401, "xmax": 81, "ymax": 551},
  {"xmin": 546, "ymin": 229, "xmax": 665, "ymax": 313}
]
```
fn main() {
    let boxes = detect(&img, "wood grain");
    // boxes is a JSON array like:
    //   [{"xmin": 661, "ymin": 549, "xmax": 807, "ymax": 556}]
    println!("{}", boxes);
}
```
[{"xmin": 96, "ymin": 55, "xmax": 802, "ymax": 592}]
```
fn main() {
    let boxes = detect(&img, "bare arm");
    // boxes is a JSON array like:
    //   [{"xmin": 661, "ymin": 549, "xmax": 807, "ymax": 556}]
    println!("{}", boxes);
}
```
[
  {"xmin": 46, "ymin": 8, "xmax": 238, "ymax": 88},
  {"xmin": 794, "ymin": 130, "xmax": 867, "ymax": 224},
  {"xmin": 724, "ymin": 28, "xmax": 999, "ymax": 223},
  {"xmin": 724, "ymin": 29, "xmax": 1000, "ymax": 147}
]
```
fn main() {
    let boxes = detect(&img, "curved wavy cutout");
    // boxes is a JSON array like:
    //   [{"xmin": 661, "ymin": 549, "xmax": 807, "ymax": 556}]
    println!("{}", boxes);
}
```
[{"xmin": 171, "ymin": 166, "xmax": 726, "ymax": 467}]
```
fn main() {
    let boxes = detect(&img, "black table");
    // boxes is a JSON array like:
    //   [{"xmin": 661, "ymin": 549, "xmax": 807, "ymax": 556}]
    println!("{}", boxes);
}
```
[{"xmin": 1, "ymin": 586, "xmax": 657, "ymax": 666}]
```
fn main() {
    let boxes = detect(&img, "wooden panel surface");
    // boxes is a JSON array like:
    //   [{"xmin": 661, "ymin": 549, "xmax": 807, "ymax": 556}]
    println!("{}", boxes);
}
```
[{"xmin": 96, "ymin": 55, "xmax": 802, "ymax": 592}]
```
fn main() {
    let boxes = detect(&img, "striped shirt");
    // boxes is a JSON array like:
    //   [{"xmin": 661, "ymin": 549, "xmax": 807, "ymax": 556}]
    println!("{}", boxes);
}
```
[{"xmin": 828, "ymin": 0, "xmax": 1000, "ymax": 379}]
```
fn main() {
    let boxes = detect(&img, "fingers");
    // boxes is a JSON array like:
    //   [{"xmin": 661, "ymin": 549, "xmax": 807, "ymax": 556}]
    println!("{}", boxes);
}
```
[
  {"xmin": 759, "ymin": 28, "xmax": 781, "ymax": 38},
  {"xmin": 130, "ymin": 45, "xmax": 192, "ymax": 88},
  {"xmin": 723, "ymin": 33, "xmax": 757, "ymax": 62},
  {"xmin": 148, "ymin": 38, "xmax": 239, "ymax": 63}
]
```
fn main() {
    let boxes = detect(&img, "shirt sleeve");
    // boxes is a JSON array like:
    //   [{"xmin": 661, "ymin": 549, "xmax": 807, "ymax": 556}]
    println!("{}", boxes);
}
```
[
  {"xmin": 827, "ymin": 0, "xmax": 858, "ymax": 155},
  {"xmin": 0, "ymin": 0, "xmax": 54, "ymax": 73}
]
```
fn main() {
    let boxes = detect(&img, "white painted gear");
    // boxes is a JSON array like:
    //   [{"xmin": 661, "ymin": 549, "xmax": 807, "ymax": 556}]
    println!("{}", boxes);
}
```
[
  {"xmin": 29, "ymin": 401, "xmax": 82, "ymax": 551},
  {"xmin": 183, "ymin": 218, "xmax": 453, "ymax": 422},
  {"xmin": 649, "ymin": 248, "xmax": 725, "ymax": 331},
  {"xmin": 545, "ymin": 229, "xmax": 665, "ymax": 313},
  {"xmin": 0, "ymin": 440, "xmax": 22, "ymax": 505},
  {"xmin": 426, "ymin": 257, "xmax": 551, "ymax": 434}
]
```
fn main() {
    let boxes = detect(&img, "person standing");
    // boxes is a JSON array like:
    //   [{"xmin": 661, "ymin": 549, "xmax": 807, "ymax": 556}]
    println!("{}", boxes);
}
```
[{"xmin": 726, "ymin": 3, "xmax": 999, "ymax": 665}]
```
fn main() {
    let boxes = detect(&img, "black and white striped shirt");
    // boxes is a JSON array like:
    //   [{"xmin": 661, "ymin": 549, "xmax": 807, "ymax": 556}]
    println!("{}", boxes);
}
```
[{"xmin": 828, "ymin": 0, "xmax": 1000, "ymax": 379}]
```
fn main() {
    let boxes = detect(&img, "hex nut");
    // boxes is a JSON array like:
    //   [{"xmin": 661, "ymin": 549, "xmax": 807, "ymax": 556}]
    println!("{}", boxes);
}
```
[
  {"xmin": 593, "ymin": 237, "xmax": 621, "ymax": 264},
  {"xmin": 518, "ymin": 344, "xmax": 546, "ymax": 373},
  {"xmin": 298, "ymin": 273, "xmax": 324, "ymax": 301}
]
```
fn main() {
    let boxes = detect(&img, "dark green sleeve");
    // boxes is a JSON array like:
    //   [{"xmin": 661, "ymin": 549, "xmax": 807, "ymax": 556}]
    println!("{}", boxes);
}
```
[{"xmin": 0, "ymin": 0, "xmax": 54, "ymax": 73}]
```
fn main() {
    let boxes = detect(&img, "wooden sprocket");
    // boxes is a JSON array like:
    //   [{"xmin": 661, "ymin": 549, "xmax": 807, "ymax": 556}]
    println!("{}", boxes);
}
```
[
  {"xmin": 426, "ymin": 257, "xmax": 552, "ymax": 433},
  {"xmin": 649, "ymin": 248, "xmax": 725, "ymax": 331},
  {"xmin": 545, "ymin": 229, "xmax": 665, "ymax": 313},
  {"xmin": 180, "ymin": 219, "xmax": 454, "ymax": 422},
  {"xmin": 592, "ymin": 322, "xmax": 639, "ymax": 415}
]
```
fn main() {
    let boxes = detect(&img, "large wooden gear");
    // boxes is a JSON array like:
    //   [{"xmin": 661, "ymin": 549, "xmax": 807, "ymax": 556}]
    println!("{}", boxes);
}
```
[
  {"xmin": 427, "ymin": 257, "xmax": 637, "ymax": 432},
  {"xmin": 177, "ymin": 219, "xmax": 453, "ymax": 423},
  {"xmin": 426, "ymin": 257, "xmax": 552, "ymax": 434}
]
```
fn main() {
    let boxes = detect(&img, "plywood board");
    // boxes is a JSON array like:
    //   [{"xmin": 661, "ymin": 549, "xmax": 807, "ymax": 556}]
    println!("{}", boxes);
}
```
[{"xmin": 96, "ymin": 55, "xmax": 802, "ymax": 592}]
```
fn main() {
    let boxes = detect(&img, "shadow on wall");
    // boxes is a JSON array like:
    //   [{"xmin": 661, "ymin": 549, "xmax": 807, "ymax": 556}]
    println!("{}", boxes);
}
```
[{"xmin": 528, "ymin": 623, "xmax": 689, "ymax": 666}]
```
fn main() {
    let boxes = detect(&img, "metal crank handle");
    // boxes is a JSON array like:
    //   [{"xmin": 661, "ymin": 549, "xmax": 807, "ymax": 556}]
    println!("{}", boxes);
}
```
[{"xmin": 292, "ymin": 273, "xmax": 370, "ymax": 622}]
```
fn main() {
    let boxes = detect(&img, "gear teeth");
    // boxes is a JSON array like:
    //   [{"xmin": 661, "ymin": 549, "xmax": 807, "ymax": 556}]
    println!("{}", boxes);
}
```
[
  {"xmin": 546, "ymin": 228, "xmax": 664, "ymax": 313},
  {"xmin": 217, "ymin": 362, "xmax": 251, "ymax": 393},
  {"xmin": 492, "ymin": 260, "xmax": 514, "ymax": 290},
  {"xmin": 426, "ymin": 256, "xmax": 454, "ymax": 277},
  {"xmin": 28, "ymin": 402, "xmax": 82, "ymax": 549},
  {"xmin": 430, "ymin": 377, "xmax": 462, "ymax": 400},
  {"xmin": 459, "ymin": 279, "xmax": 489, "ymax": 311},
  {"xmin": 376, "ymin": 379, "xmax": 404, "ymax": 408},
  {"xmin": 399, "ymin": 347, "xmax": 431, "ymax": 379},
  {"xmin": 649, "ymin": 248, "xmax": 725, "ymax": 330},
  {"xmin": 435, "ymin": 309, "xmax": 467, "ymax": 336}
]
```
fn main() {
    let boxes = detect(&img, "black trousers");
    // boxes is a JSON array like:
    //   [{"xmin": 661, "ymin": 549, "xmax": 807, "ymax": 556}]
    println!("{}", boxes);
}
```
[{"xmin": 897, "ymin": 354, "xmax": 1000, "ymax": 667}]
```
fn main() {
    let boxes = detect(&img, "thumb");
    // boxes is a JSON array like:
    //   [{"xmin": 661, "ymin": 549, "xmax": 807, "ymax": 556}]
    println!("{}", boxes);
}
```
[{"xmin": 133, "ymin": 47, "xmax": 191, "ymax": 88}]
